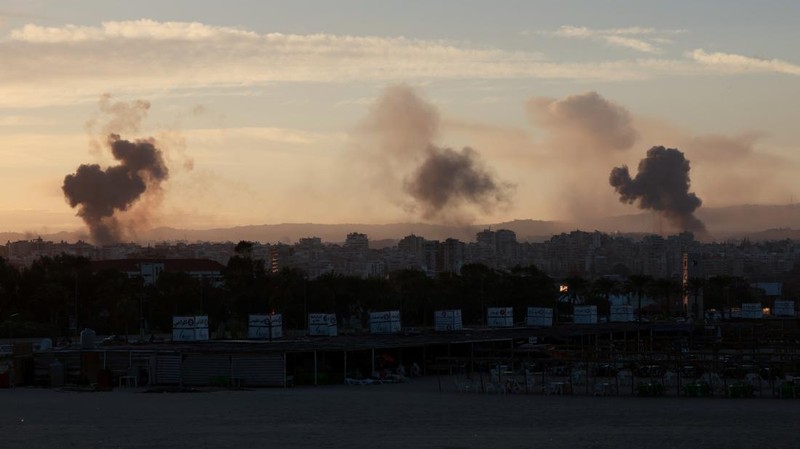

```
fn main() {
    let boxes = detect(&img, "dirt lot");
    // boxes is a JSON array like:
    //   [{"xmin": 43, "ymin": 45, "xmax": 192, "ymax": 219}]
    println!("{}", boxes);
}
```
[{"xmin": 1, "ymin": 377, "xmax": 797, "ymax": 449}]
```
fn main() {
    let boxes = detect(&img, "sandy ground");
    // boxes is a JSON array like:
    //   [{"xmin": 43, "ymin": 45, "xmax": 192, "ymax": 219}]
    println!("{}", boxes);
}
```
[{"xmin": 1, "ymin": 377, "xmax": 798, "ymax": 449}]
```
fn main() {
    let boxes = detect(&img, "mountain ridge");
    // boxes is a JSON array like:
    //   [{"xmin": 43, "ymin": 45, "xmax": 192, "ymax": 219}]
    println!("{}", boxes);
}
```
[{"xmin": 2, "ymin": 204, "xmax": 798, "ymax": 245}]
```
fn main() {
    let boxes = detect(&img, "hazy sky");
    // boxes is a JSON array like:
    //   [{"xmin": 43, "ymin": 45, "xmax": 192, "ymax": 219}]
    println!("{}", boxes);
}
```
[{"xmin": 1, "ymin": 0, "xmax": 799, "ymax": 237}]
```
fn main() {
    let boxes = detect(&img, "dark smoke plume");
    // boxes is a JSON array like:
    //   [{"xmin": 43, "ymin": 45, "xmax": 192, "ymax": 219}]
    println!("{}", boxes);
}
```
[
  {"xmin": 63, "ymin": 134, "xmax": 169, "ymax": 244},
  {"xmin": 609, "ymin": 146, "xmax": 706, "ymax": 233},
  {"xmin": 356, "ymin": 84, "xmax": 513, "ymax": 220},
  {"xmin": 406, "ymin": 146, "xmax": 511, "ymax": 219}
]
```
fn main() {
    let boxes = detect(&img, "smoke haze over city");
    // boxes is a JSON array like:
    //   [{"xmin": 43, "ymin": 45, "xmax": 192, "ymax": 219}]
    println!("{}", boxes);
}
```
[{"xmin": 0, "ymin": 2, "xmax": 799, "ymax": 243}]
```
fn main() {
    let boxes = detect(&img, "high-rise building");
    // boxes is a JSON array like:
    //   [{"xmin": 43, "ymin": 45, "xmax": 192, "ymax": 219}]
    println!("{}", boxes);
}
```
[
  {"xmin": 441, "ymin": 238, "xmax": 465, "ymax": 273},
  {"xmin": 344, "ymin": 233, "xmax": 369, "ymax": 253}
]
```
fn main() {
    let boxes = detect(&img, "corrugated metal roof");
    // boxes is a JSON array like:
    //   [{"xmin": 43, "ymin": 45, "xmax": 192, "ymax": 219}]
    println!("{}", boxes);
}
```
[{"xmin": 59, "ymin": 322, "xmax": 691, "ymax": 355}]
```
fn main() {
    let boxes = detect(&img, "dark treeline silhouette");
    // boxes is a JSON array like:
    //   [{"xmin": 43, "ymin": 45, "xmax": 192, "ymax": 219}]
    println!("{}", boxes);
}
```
[{"xmin": 0, "ymin": 243, "xmax": 793, "ymax": 339}]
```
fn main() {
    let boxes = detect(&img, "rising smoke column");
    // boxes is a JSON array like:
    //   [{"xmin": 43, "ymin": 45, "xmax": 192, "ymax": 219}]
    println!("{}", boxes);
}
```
[
  {"xmin": 527, "ymin": 91, "xmax": 638, "ymax": 152},
  {"xmin": 525, "ymin": 91, "xmax": 639, "ymax": 224},
  {"xmin": 63, "ymin": 134, "xmax": 169, "ymax": 244},
  {"xmin": 356, "ymin": 84, "xmax": 513, "ymax": 220},
  {"xmin": 609, "ymin": 146, "xmax": 706, "ymax": 233}
]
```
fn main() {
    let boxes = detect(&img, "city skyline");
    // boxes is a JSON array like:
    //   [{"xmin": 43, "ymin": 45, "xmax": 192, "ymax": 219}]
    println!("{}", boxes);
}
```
[{"xmin": 1, "ymin": 1, "xmax": 799, "ymax": 242}]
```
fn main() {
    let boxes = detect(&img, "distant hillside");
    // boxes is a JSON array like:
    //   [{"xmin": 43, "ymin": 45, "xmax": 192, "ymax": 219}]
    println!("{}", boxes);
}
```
[
  {"xmin": 583, "ymin": 204, "xmax": 800, "ymax": 239},
  {"xmin": 3, "ymin": 204, "xmax": 799, "ymax": 245}
]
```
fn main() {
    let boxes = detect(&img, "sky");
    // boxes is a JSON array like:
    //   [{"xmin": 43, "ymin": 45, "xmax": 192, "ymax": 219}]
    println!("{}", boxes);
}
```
[{"xmin": 1, "ymin": 0, "xmax": 799, "ymax": 240}]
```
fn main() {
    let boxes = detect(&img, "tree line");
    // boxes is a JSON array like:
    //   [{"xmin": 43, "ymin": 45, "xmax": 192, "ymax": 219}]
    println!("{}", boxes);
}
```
[{"xmin": 0, "ymin": 243, "xmax": 791, "ymax": 340}]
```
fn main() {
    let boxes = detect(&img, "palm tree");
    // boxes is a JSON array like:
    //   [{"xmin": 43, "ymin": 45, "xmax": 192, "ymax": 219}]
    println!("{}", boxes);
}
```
[
  {"xmin": 626, "ymin": 274, "xmax": 653, "ymax": 323},
  {"xmin": 650, "ymin": 277, "xmax": 680, "ymax": 319},
  {"xmin": 563, "ymin": 275, "xmax": 589, "ymax": 305},
  {"xmin": 707, "ymin": 275, "xmax": 736, "ymax": 319},
  {"xmin": 591, "ymin": 276, "xmax": 620, "ymax": 319}
]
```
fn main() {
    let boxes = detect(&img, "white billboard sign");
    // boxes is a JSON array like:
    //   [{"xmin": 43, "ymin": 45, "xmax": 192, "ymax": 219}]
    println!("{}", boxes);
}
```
[
  {"xmin": 434, "ymin": 310, "xmax": 463, "ymax": 332},
  {"xmin": 369, "ymin": 311, "xmax": 401, "ymax": 334},
  {"xmin": 172, "ymin": 316, "xmax": 210, "ymax": 342},
  {"xmin": 741, "ymin": 303, "xmax": 763, "ymax": 319},
  {"xmin": 773, "ymin": 301, "xmax": 795, "ymax": 317},
  {"xmin": 308, "ymin": 313, "xmax": 338, "ymax": 336},
  {"xmin": 487, "ymin": 307, "xmax": 513, "ymax": 328},
  {"xmin": 574, "ymin": 305, "xmax": 598, "ymax": 324},
  {"xmin": 609, "ymin": 305, "xmax": 635, "ymax": 322},
  {"xmin": 248, "ymin": 314, "xmax": 284, "ymax": 340},
  {"xmin": 526, "ymin": 307, "xmax": 553, "ymax": 327}
]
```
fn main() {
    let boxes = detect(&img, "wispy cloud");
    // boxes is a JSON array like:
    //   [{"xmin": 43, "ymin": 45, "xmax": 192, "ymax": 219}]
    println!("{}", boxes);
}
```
[
  {"xmin": 0, "ymin": 115, "xmax": 54, "ymax": 127},
  {"xmin": 689, "ymin": 49, "xmax": 800, "ymax": 76},
  {"xmin": 0, "ymin": 19, "xmax": 699, "ymax": 107},
  {"xmin": 544, "ymin": 25, "xmax": 685, "ymax": 53},
  {"xmin": 2, "ymin": 20, "xmax": 793, "ymax": 109},
  {"xmin": 184, "ymin": 127, "xmax": 345, "ymax": 146}
]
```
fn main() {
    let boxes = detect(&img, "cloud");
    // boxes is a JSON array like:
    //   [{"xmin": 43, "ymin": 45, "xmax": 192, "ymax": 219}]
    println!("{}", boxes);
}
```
[
  {"xmin": 9, "ymin": 20, "xmax": 258, "ymax": 42},
  {"xmin": 0, "ymin": 19, "xmax": 706, "ymax": 107},
  {"xmin": 0, "ymin": 115, "xmax": 54, "ymax": 127},
  {"xmin": 545, "ymin": 25, "xmax": 685, "ymax": 53},
  {"xmin": 689, "ymin": 49, "xmax": 800, "ymax": 76},
  {"xmin": 185, "ymin": 127, "xmax": 343, "ymax": 146}
]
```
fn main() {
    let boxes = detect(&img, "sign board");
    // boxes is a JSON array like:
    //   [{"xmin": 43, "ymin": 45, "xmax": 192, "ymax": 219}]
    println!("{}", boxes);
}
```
[
  {"xmin": 248, "ymin": 314, "xmax": 284, "ymax": 340},
  {"xmin": 487, "ymin": 307, "xmax": 513, "ymax": 328},
  {"xmin": 308, "ymin": 313, "xmax": 338, "ymax": 336},
  {"xmin": 172, "ymin": 316, "xmax": 209, "ymax": 342},
  {"xmin": 773, "ymin": 300, "xmax": 796, "ymax": 317},
  {"xmin": 609, "ymin": 305, "xmax": 635, "ymax": 322},
  {"xmin": 526, "ymin": 307, "xmax": 553, "ymax": 327},
  {"xmin": 194, "ymin": 315, "xmax": 210, "ymax": 341},
  {"xmin": 741, "ymin": 303, "xmax": 763, "ymax": 319},
  {"xmin": 574, "ymin": 305, "xmax": 598, "ymax": 324},
  {"xmin": 434, "ymin": 310, "xmax": 463, "ymax": 332},
  {"xmin": 369, "ymin": 310, "xmax": 401, "ymax": 334}
]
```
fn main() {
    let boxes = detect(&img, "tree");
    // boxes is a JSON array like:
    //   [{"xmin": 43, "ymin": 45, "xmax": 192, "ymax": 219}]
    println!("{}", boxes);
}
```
[
  {"xmin": 705, "ymin": 276, "xmax": 753, "ymax": 318},
  {"xmin": 224, "ymin": 249, "xmax": 269, "ymax": 324},
  {"xmin": 563, "ymin": 275, "xmax": 589, "ymax": 305},
  {"xmin": 649, "ymin": 277, "xmax": 680, "ymax": 319},
  {"xmin": 389, "ymin": 269, "xmax": 433, "ymax": 327},
  {"xmin": 590, "ymin": 276, "xmax": 620, "ymax": 318},
  {"xmin": 626, "ymin": 274, "xmax": 653, "ymax": 322},
  {"xmin": 460, "ymin": 263, "xmax": 497, "ymax": 325},
  {"xmin": 18, "ymin": 254, "xmax": 92, "ymax": 339},
  {"xmin": 0, "ymin": 256, "xmax": 21, "ymax": 319}
]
